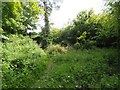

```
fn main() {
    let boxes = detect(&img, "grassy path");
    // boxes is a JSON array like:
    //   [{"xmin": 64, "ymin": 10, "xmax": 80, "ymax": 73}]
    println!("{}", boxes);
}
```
[
  {"xmin": 32, "ymin": 58, "xmax": 53, "ymax": 88},
  {"xmin": 31, "ymin": 48, "xmax": 119, "ymax": 88}
]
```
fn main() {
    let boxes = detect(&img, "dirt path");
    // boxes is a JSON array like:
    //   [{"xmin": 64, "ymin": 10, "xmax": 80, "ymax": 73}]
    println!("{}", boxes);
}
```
[{"xmin": 31, "ymin": 58, "xmax": 53, "ymax": 88}]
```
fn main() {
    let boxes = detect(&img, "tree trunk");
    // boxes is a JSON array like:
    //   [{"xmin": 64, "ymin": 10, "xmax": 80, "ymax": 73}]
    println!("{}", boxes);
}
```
[{"xmin": 42, "ymin": 1, "xmax": 50, "ymax": 49}]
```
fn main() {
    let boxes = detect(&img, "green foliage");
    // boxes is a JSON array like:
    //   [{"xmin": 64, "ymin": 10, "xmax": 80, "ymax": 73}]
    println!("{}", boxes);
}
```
[
  {"xmin": 34, "ymin": 48, "xmax": 119, "ymax": 88},
  {"xmin": 39, "ymin": 31, "xmax": 54, "ymax": 49},
  {"xmin": 77, "ymin": 31, "xmax": 87, "ymax": 40},
  {"xmin": 1, "ymin": 0, "xmax": 120, "ymax": 89},
  {"xmin": 74, "ymin": 40, "xmax": 96, "ymax": 49},
  {"xmin": 40, "ymin": 0, "xmax": 62, "ymax": 49},
  {"xmin": 52, "ymin": 9, "xmax": 101, "ymax": 46},
  {"xmin": 73, "ymin": 42, "xmax": 81, "ymax": 49},
  {"xmin": 74, "ymin": 31, "xmax": 96, "ymax": 49},
  {"xmin": 52, "ymin": 6, "xmax": 119, "ymax": 48},
  {"xmin": 100, "ymin": 74, "xmax": 119, "ymax": 88},
  {"xmin": 2, "ymin": 35, "xmax": 49, "ymax": 88},
  {"xmin": 108, "ymin": 1, "xmax": 120, "ymax": 48},
  {"xmin": 94, "ymin": 11, "xmax": 118, "ymax": 47},
  {"xmin": 2, "ymin": 2, "xmax": 43, "ymax": 35},
  {"xmin": 50, "ymin": 28, "xmax": 64, "ymax": 45},
  {"xmin": 52, "ymin": 28, "xmax": 73, "ymax": 46}
]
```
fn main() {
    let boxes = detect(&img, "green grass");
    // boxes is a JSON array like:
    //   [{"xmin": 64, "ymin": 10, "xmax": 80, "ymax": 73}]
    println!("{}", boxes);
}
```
[{"xmin": 33, "ymin": 48, "xmax": 120, "ymax": 88}]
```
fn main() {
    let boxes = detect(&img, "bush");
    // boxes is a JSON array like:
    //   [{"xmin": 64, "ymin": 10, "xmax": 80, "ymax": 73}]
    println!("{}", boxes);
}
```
[
  {"xmin": 2, "ymin": 35, "xmax": 49, "ymax": 88},
  {"xmin": 74, "ymin": 42, "xmax": 81, "ymax": 49},
  {"xmin": 46, "ymin": 44, "xmax": 68, "ymax": 55},
  {"xmin": 52, "ymin": 9, "xmax": 119, "ymax": 48},
  {"xmin": 74, "ymin": 40, "xmax": 96, "ymax": 49}
]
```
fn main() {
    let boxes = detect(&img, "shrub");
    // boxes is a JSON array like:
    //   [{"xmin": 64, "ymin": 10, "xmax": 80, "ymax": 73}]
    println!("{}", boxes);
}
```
[
  {"xmin": 2, "ymin": 35, "xmax": 49, "ymax": 88},
  {"xmin": 74, "ymin": 40, "xmax": 96, "ymax": 49},
  {"xmin": 46, "ymin": 44, "xmax": 67, "ymax": 55},
  {"xmin": 73, "ymin": 42, "xmax": 81, "ymax": 49}
]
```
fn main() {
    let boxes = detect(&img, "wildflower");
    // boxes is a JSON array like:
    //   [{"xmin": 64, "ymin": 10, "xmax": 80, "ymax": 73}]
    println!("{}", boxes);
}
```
[
  {"xmin": 76, "ymin": 85, "xmax": 78, "ymax": 88},
  {"xmin": 68, "ymin": 76, "xmax": 70, "ymax": 78}
]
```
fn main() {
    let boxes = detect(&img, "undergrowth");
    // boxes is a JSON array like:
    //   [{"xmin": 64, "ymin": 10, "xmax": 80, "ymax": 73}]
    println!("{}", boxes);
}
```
[
  {"xmin": 34, "ymin": 48, "xmax": 120, "ymax": 88},
  {"xmin": 1, "ymin": 35, "xmax": 49, "ymax": 88}
]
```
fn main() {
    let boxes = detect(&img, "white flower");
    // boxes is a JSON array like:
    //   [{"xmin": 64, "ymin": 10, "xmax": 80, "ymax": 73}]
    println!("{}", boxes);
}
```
[
  {"xmin": 76, "ymin": 85, "xmax": 78, "ymax": 87},
  {"xmin": 68, "ymin": 76, "xmax": 70, "ymax": 78}
]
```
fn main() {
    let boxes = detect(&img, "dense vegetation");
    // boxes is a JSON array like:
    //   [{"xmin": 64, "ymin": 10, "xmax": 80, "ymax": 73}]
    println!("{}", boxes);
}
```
[
  {"xmin": 52, "ymin": 8, "xmax": 119, "ymax": 48},
  {"xmin": 2, "ymin": 35, "xmax": 49, "ymax": 88},
  {"xmin": 2, "ymin": 2, "xmax": 43, "ymax": 35},
  {"xmin": 1, "ymin": 0, "xmax": 120, "ymax": 89},
  {"xmin": 34, "ymin": 48, "xmax": 120, "ymax": 88}
]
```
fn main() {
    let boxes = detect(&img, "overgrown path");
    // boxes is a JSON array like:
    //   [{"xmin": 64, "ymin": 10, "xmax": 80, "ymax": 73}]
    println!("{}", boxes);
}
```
[{"xmin": 32, "ymin": 58, "xmax": 53, "ymax": 88}]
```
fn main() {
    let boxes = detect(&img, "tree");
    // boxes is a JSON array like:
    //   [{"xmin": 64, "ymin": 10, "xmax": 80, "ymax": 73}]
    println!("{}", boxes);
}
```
[
  {"xmin": 21, "ymin": 2, "xmax": 44, "ymax": 34},
  {"xmin": 99, "ymin": 0, "xmax": 120, "ymax": 47},
  {"xmin": 2, "ymin": 2, "xmax": 43, "ymax": 35},
  {"xmin": 39, "ymin": 0, "xmax": 62, "ymax": 48},
  {"xmin": 107, "ymin": 0, "xmax": 120, "ymax": 48}
]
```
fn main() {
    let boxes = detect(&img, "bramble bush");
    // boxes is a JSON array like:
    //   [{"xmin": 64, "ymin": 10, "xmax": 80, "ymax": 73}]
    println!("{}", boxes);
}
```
[{"xmin": 2, "ymin": 35, "xmax": 49, "ymax": 88}]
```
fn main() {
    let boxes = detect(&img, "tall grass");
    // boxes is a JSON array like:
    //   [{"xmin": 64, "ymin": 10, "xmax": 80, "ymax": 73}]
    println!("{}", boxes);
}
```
[{"xmin": 34, "ymin": 48, "xmax": 119, "ymax": 88}]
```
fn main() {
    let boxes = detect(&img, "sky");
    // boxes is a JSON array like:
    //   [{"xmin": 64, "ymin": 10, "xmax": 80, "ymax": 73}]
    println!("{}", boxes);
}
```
[
  {"xmin": 50, "ymin": 0, "xmax": 105, "ymax": 29},
  {"xmin": 29, "ymin": 0, "xmax": 106, "ymax": 33}
]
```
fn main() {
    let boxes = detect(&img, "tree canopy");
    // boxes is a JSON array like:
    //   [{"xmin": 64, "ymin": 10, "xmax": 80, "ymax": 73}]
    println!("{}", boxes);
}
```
[{"xmin": 2, "ymin": 2, "xmax": 43, "ymax": 35}]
